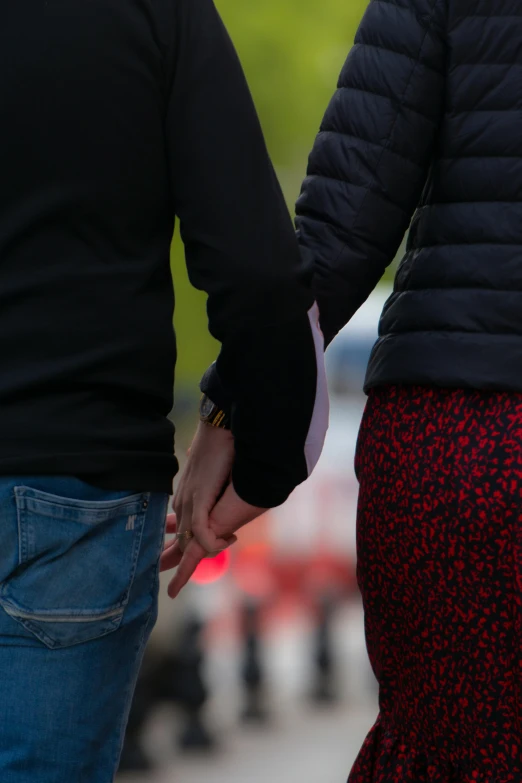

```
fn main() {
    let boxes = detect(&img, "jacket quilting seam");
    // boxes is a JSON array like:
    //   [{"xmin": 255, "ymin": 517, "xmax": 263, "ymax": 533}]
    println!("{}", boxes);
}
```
[
  {"xmin": 352, "ymin": 41, "xmax": 446, "ymax": 76},
  {"xmin": 332, "ymin": 85, "xmax": 441, "ymax": 122},
  {"xmin": 310, "ymin": 133, "xmax": 426, "ymax": 170}
]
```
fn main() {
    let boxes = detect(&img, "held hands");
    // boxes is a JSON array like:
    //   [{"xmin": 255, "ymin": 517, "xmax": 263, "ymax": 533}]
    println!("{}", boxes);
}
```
[{"xmin": 160, "ymin": 422, "xmax": 266, "ymax": 598}]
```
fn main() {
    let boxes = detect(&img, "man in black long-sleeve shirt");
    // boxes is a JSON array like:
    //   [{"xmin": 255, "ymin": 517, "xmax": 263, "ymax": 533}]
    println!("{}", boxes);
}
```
[{"xmin": 0, "ymin": 0, "xmax": 328, "ymax": 778}]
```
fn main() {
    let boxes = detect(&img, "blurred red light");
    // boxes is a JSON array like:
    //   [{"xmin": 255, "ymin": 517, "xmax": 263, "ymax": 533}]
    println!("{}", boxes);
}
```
[
  {"xmin": 231, "ymin": 543, "xmax": 276, "ymax": 598},
  {"xmin": 191, "ymin": 548, "xmax": 231, "ymax": 586}
]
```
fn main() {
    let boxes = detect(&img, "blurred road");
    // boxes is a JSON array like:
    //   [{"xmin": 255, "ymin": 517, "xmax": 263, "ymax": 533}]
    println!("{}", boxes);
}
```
[
  {"xmin": 121, "ymin": 702, "xmax": 377, "ymax": 783},
  {"xmin": 118, "ymin": 601, "xmax": 378, "ymax": 783}
]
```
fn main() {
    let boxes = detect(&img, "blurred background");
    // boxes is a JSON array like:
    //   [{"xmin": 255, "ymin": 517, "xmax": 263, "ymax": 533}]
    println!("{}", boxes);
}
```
[{"xmin": 117, "ymin": 1, "xmax": 407, "ymax": 780}]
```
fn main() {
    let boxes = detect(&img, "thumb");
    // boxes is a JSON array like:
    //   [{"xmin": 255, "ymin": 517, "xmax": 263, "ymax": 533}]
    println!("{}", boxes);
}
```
[{"xmin": 209, "ymin": 483, "xmax": 267, "ymax": 540}]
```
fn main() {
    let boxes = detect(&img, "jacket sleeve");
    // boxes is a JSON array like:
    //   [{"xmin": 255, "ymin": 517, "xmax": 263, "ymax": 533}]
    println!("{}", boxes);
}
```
[
  {"xmin": 296, "ymin": 0, "xmax": 447, "ymax": 347},
  {"xmin": 167, "ymin": 0, "xmax": 329, "ymax": 508}
]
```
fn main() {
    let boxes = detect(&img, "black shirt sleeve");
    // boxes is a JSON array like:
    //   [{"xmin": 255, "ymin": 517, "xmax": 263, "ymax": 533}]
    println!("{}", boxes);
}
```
[{"xmin": 166, "ymin": 0, "xmax": 329, "ymax": 507}]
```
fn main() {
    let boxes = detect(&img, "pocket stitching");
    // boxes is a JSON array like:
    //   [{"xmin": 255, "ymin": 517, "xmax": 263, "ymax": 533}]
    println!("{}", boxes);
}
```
[
  {"xmin": 0, "ymin": 597, "xmax": 124, "ymax": 622},
  {"xmin": 14, "ymin": 485, "xmax": 145, "ymax": 509},
  {"xmin": 7, "ymin": 612, "xmax": 122, "ymax": 650},
  {"xmin": 14, "ymin": 486, "xmax": 147, "ymax": 525},
  {"xmin": 123, "ymin": 507, "xmax": 147, "ymax": 614}
]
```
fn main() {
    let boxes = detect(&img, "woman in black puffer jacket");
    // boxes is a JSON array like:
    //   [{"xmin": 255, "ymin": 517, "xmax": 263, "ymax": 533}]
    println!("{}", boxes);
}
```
[{"xmin": 296, "ymin": 0, "xmax": 522, "ymax": 780}]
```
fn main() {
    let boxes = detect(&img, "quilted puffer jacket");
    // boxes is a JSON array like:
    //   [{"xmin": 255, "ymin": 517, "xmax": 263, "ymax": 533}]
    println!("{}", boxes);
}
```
[{"xmin": 296, "ymin": 0, "xmax": 522, "ymax": 393}]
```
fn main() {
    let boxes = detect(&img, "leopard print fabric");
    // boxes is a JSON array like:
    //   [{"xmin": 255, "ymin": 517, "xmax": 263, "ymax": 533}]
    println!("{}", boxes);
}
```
[{"xmin": 350, "ymin": 386, "xmax": 522, "ymax": 783}]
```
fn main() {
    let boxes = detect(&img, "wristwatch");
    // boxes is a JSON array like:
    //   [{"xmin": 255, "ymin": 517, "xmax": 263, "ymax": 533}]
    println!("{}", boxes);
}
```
[{"xmin": 199, "ymin": 394, "xmax": 231, "ymax": 429}]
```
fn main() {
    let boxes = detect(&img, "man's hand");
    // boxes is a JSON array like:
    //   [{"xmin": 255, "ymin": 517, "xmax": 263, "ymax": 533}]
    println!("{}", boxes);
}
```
[
  {"xmin": 173, "ymin": 421, "xmax": 236, "ymax": 552},
  {"xmin": 160, "ymin": 424, "xmax": 267, "ymax": 598}
]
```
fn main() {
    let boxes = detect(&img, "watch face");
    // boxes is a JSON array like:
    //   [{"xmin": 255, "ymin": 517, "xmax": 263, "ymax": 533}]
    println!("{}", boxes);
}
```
[{"xmin": 200, "ymin": 396, "xmax": 216, "ymax": 420}]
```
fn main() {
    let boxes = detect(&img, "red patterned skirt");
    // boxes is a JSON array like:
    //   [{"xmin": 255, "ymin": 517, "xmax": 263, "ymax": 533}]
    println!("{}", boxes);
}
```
[{"xmin": 350, "ymin": 386, "xmax": 522, "ymax": 783}]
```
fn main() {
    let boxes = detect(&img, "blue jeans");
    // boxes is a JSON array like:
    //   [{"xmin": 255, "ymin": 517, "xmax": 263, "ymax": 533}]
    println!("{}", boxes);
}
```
[{"xmin": 0, "ymin": 476, "xmax": 169, "ymax": 782}]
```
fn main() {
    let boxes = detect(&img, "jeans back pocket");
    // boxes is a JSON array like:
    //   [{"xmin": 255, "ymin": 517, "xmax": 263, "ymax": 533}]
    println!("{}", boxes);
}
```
[{"xmin": 0, "ymin": 486, "xmax": 149, "ymax": 649}]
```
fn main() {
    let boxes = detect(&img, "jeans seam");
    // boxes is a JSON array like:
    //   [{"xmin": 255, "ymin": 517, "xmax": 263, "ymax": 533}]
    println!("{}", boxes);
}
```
[
  {"xmin": 15, "ymin": 492, "xmax": 25, "ymax": 565},
  {"xmin": 110, "ymin": 606, "xmax": 156, "ymax": 777},
  {"xmin": 111, "ymin": 496, "xmax": 168, "ymax": 775},
  {"xmin": 121, "ymin": 499, "xmax": 149, "ymax": 610}
]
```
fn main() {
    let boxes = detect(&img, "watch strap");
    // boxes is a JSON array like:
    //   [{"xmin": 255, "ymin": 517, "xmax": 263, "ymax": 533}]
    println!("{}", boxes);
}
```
[
  {"xmin": 200, "ymin": 393, "xmax": 231, "ymax": 429},
  {"xmin": 206, "ymin": 407, "xmax": 230, "ymax": 429}
]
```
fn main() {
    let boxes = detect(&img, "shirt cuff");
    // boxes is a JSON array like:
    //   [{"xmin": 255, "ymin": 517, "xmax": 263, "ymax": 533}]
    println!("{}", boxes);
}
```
[
  {"xmin": 232, "ymin": 455, "xmax": 296, "ymax": 509},
  {"xmin": 199, "ymin": 362, "xmax": 232, "ymax": 414}
]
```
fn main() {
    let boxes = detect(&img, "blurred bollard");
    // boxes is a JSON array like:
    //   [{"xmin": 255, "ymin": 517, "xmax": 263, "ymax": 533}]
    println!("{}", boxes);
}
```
[
  {"xmin": 175, "ymin": 613, "xmax": 216, "ymax": 752},
  {"xmin": 311, "ymin": 594, "xmax": 339, "ymax": 705},
  {"xmin": 240, "ymin": 599, "xmax": 269, "ymax": 724}
]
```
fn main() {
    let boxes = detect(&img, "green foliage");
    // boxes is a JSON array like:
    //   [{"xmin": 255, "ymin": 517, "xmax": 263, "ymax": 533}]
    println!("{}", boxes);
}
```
[
  {"xmin": 172, "ymin": 1, "xmax": 372, "ymax": 389},
  {"xmin": 217, "ymin": 0, "xmax": 369, "ymax": 168}
]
